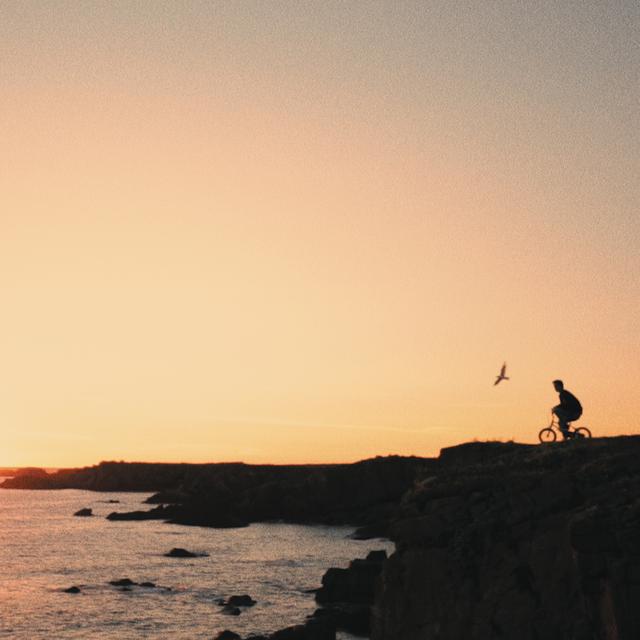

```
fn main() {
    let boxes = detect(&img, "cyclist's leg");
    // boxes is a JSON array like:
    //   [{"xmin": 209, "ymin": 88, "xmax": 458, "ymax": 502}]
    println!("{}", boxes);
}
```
[
  {"xmin": 567, "ymin": 411, "xmax": 583, "ymax": 437},
  {"xmin": 553, "ymin": 407, "xmax": 572, "ymax": 439}
]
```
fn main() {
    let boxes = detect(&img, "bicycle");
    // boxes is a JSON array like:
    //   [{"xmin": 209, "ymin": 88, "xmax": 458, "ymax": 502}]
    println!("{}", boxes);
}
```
[{"xmin": 538, "ymin": 415, "xmax": 592, "ymax": 443}]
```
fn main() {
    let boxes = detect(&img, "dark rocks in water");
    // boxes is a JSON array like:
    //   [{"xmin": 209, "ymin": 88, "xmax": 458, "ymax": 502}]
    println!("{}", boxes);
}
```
[
  {"xmin": 64, "ymin": 586, "xmax": 81, "ymax": 593},
  {"xmin": 215, "ymin": 593, "xmax": 257, "ymax": 617},
  {"xmin": 109, "ymin": 578, "xmax": 136, "ymax": 587},
  {"xmin": 216, "ymin": 594, "xmax": 256, "ymax": 616},
  {"xmin": 73, "ymin": 508, "xmax": 93, "ymax": 517},
  {"xmin": 107, "ymin": 505, "xmax": 173, "ymax": 521},
  {"xmin": 221, "ymin": 605, "xmax": 241, "ymax": 616},
  {"xmin": 216, "ymin": 594, "xmax": 257, "ymax": 616},
  {"xmin": 214, "ymin": 632, "xmax": 241, "ymax": 640},
  {"xmin": 107, "ymin": 578, "xmax": 161, "ymax": 590},
  {"xmin": 226, "ymin": 594, "xmax": 256, "ymax": 607},
  {"xmin": 165, "ymin": 547, "xmax": 208, "ymax": 558}
]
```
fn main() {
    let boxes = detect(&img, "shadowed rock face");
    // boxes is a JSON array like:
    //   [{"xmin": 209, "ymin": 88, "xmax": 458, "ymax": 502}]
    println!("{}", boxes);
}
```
[
  {"xmin": 372, "ymin": 436, "xmax": 640, "ymax": 640},
  {"xmin": 314, "ymin": 550, "xmax": 387, "ymax": 636}
]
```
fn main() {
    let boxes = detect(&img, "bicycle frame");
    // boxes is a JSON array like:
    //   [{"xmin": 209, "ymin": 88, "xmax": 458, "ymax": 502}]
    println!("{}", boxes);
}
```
[{"xmin": 539, "ymin": 414, "xmax": 591, "ymax": 443}]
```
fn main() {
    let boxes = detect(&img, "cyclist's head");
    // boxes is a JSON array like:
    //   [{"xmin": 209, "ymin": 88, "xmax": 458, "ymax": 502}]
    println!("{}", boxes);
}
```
[{"xmin": 553, "ymin": 379, "xmax": 564, "ymax": 391}]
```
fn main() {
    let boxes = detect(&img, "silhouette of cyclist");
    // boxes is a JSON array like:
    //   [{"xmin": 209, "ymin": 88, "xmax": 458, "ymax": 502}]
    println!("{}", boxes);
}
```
[{"xmin": 552, "ymin": 379, "xmax": 583, "ymax": 439}]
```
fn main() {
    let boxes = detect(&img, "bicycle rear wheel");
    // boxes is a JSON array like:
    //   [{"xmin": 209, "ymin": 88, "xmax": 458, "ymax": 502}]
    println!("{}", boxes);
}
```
[
  {"xmin": 538, "ymin": 428, "xmax": 556, "ymax": 443},
  {"xmin": 574, "ymin": 426, "xmax": 592, "ymax": 439}
]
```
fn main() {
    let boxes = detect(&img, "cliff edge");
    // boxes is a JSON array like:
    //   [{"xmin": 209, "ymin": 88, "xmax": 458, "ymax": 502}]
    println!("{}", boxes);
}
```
[{"xmin": 372, "ymin": 436, "xmax": 640, "ymax": 640}]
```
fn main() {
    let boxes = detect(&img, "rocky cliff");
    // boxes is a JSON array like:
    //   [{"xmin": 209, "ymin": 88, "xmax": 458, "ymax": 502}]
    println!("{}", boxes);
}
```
[
  {"xmin": 372, "ymin": 437, "xmax": 640, "ymax": 640},
  {"xmin": 5, "ymin": 436, "xmax": 639, "ymax": 639}
]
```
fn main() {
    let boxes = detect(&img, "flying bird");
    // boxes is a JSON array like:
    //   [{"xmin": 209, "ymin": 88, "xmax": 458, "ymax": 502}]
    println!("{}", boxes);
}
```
[{"xmin": 494, "ymin": 362, "xmax": 509, "ymax": 386}]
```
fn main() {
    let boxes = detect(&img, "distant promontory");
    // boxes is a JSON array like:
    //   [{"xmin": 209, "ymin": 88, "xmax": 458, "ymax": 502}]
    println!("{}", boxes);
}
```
[{"xmin": 1, "ymin": 456, "xmax": 434, "ymax": 535}]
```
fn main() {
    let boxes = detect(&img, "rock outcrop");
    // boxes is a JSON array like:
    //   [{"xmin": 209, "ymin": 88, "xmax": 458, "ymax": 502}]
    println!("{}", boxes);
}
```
[
  {"xmin": 225, "ymin": 595, "xmax": 256, "ymax": 607},
  {"xmin": 314, "ymin": 550, "xmax": 387, "ymax": 635},
  {"xmin": 2, "ymin": 456, "xmax": 433, "ymax": 531},
  {"xmin": 0, "ymin": 467, "xmax": 50, "ymax": 486},
  {"xmin": 63, "ymin": 586, "xmax": 81, "ymax": 593},
  {"xmin": 214, "ymin": 632, "xmax": 241, "ymax": 640},
  {"xmin": 372, "ymin": 437, "xmax": 640, "ymax": 640},
  {"xmin": 164, "ymin": 547, "xmax": 208, "ymax": 558}
]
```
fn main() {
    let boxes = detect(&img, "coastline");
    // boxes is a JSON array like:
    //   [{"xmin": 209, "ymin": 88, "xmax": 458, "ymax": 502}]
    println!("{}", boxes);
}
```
[{"xmin": 4, "ymin": 437, "xmax": 640, "ymax": 639}]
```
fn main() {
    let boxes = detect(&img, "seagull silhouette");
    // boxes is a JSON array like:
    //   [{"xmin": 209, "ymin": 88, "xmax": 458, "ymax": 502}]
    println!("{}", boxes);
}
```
[{"xmin": 494, "ymin": 362, "xmax": 509, "ymax": 386}]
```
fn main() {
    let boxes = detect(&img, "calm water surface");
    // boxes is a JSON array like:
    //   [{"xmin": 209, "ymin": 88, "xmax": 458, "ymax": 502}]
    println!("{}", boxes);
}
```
[{"xmin": 0, "ymin": 487, "xmax": 393, "ymax": 639}]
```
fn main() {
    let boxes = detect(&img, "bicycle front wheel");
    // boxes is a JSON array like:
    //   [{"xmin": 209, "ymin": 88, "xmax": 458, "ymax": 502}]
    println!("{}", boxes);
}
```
[
  {"xmin": 574, "ymin": 427, "xmax": 592, "ymax": 439},
  {"xmin": 538, "ymin": 428, "xmax": 556, "ymax": 443}
]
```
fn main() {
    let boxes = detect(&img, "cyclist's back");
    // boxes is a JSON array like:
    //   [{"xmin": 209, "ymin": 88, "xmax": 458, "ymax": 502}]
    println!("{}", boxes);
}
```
[{"xmin": 552, "ymin": 379, "xmax": 582, "ymax": 439}]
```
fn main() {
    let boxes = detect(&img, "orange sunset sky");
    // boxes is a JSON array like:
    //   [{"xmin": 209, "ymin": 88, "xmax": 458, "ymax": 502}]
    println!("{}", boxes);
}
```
[{"xmin": 1, "ymin": 2, "xmax": 638, "ymax": 467}]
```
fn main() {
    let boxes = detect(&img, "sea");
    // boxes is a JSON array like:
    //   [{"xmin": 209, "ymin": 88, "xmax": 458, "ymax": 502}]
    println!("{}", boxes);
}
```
[{"xmin": 0, "ymin": 484, "xmax": 394, "ymax": 639}]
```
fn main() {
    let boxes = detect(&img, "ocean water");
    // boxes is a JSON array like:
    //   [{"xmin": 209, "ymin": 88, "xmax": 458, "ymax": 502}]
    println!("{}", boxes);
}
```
[{"xmin": 0, "ymin": 486, "xmax": 393, "ymax": 639}]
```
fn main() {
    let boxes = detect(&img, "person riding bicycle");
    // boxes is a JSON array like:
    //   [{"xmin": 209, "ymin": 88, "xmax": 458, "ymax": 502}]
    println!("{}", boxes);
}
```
[{"xmin": 552, "ymin": 379, "xmax": 583, "ymax": 440}]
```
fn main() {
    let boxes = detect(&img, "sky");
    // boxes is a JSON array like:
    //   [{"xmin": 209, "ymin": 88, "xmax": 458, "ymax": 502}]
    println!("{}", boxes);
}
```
[{"xmin": 1, "ymin": 1, "xmax": 638, "ymax": 467}]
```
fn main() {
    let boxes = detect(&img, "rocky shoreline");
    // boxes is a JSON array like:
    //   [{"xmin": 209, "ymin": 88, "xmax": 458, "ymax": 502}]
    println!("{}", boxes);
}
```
[
  {"xmin": 210, "ymin": 549, "xmax": 388, "ymax": 640},
  {"xmin": 4, "ymin": 437, "xmax": 639, "ymax": 639},
  {"xmin": 1, "ymin": 456, "xmax": 433, "ymax": 538}
]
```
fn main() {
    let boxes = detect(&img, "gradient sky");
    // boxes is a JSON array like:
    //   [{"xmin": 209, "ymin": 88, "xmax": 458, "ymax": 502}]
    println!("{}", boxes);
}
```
[{"xmin": 1, "ymin": 1, "xmax": 638, "ymax": 466}]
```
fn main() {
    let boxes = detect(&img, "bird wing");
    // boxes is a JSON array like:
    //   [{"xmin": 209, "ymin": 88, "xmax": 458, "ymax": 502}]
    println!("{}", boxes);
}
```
[{"xmin": 500, "ymin": 363, "xmax": 507, "ymax": 376}]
